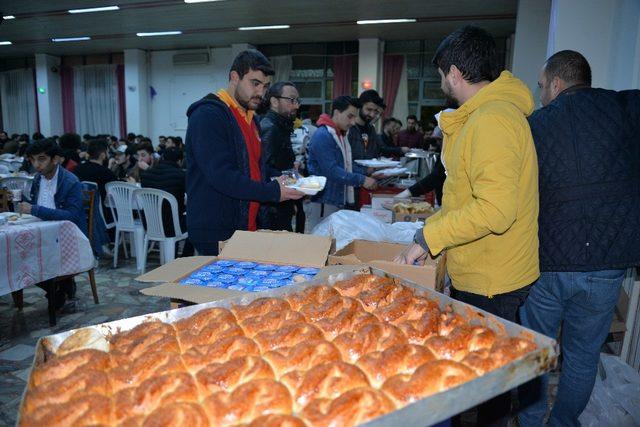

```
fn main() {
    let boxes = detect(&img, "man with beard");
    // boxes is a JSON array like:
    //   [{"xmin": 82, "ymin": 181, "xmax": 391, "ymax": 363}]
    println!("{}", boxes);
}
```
[
  {"xmin": 379, "ymin": 118, "xmax": 409, "ymax": 158},
  {"xmin": 260, "ymin": 81, "xmax": 302, "ymax": 232},
  {"xmin": 347, "ymin": 89, "xmax": 386, "ymax": 161},
  {"xmin": 185, "ymin": 50, "xmax": 304, "ymax": 255},
  {"xmin": 396, "ymin": 114, "xmax": 424, "ymax": 148},
  {"xmin": 395, "ymin": 26, "xmax": 539, "ymax": 426}
]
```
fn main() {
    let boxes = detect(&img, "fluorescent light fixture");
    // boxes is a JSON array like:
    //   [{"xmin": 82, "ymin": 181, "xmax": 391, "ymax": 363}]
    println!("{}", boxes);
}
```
[
  {"xmin": 184, "ymin": 0, "xmax": 225, "ymax": 2},
  {"xmin": 52, "ymin": 36, "xmax": 91, "ymax": 42},
  {"xmin": 136, "ymin": 31, "xmax": 182, "ymax": 37},
  {"xmin": 0, "ymin": 41, "xmax": 12, "ymax": 46},
  {"xmin": 3, "ymin": 15, "xmax": 15, "ymax": 20},
  {"xmin": 238, "ymin": 25, "xmax": 290, "ymax": 31},
  {"xmin": 68, "ymin": 6, "xmax": 119, "ymax": 14},
  {"xmin": 357, "ymin": 18, "xmax": 416, "ymax": 25}
]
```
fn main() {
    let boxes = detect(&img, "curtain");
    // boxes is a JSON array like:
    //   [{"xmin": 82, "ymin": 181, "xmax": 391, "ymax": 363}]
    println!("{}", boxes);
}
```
[
  {"xmin": 61, "ymin": 67, "xmax": 76, "ymax": 133},
  {"xmin": 0, "ymin": 69, "xmax": 38, "ymax": 135},
  {"xmin": 333, "ymin": 55, "xmax": 353, "ymax": 97},
  {"xmin": 73, "ymin": 64, "xmax": 120, "ymax": 136},
  {"xmin": 116, "ymin": 64, "xmax": 127, "ymax": 138},
  {"xmin": 270, "ymin": 56, "xmax": 292, "ymax": 83},
  {"xmin": 392, "ymin": 56, "xmax": 409, "ymax": 124},
  {"xmin": 382, "ymin": 55, "xmax": 405, "ymax": 119}
]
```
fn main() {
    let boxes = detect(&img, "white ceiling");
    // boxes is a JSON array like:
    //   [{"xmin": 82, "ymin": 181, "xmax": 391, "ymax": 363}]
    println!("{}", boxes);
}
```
[{"xmin": 0, "ymin": 0, "xmax": 517, "ymax": 57}]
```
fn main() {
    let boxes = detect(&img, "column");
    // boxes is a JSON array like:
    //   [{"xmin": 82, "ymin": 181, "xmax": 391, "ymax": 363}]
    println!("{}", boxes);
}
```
[
  {"xmin": 124, "ymin": 49, "xmax": 149, "ymax": 137},
  {"xmin": 34, "ymin": 54, "xmax": 63, "ymax": 136},
  {"xmin": 358, "ymin": 38, "xmax": 384, "ymax": 95},
  {"xmin": 512, "ymin": 0, "xmax": 552, "ymax": 95}
]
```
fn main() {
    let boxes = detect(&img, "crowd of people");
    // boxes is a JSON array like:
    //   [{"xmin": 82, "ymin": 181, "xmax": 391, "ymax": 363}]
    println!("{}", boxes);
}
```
[{"xmin": 1, "ymin": 23, "xmax": 638, "ymax": 427}]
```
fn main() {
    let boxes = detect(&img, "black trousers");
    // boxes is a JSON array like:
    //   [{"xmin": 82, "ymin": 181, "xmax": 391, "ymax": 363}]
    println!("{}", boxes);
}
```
[
  {"xmin": 267, "ymin": 202, "xmax": 295, "ymax": 232},
  {"xmin": 450, "ymin": 284, "xmax": 532, "ymax": 427}
]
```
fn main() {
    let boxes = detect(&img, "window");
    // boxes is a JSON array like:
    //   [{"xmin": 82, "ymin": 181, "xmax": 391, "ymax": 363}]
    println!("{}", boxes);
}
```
[{"xmin": 258, "ymin": 42, "xmax": 358, "ymax": 122}]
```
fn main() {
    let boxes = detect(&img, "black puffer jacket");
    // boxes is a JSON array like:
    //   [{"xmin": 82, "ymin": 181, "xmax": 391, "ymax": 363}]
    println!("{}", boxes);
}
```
[
  {"xmin": 529, "ymin": 86, "xmax": 640, "ymax": 271},
  {"xmin": 260, "ymin": 110, "xmax": 295, "ymax": 172}
]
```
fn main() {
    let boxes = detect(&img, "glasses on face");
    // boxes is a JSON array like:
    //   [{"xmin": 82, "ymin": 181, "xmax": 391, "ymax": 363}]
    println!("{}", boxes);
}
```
[{"xmin": 276, "ymin": 96, "xmax": 301, "ymax": 105}]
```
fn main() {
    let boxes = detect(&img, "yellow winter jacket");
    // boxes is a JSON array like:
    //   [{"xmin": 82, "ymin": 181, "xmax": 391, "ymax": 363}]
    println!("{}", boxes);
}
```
[{"xmin": 423, "ymin": 71, "xmax": 539, "ymax": 296}]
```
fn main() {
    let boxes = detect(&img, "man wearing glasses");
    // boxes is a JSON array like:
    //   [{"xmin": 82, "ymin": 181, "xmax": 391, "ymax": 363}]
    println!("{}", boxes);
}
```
[{"xmin": 259, "ymin": 81, "xmax": 302, "ymax": 232}]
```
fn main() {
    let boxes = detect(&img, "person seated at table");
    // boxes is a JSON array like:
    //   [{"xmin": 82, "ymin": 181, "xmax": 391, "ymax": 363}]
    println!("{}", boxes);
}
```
[
  {"xmin": 17, "ymin": 138, "xmax": 87, "ymax": 310},
  {"xmin": 74, "ymin": 139, "xmax": 117, "ymax": 206},
  {"xmin": 140, "ymin": 147, "xmax": 194, "ymax": 257},
  {"xmin": 127, "ymin": 142, "xmax": 157, "ymax": 183}
]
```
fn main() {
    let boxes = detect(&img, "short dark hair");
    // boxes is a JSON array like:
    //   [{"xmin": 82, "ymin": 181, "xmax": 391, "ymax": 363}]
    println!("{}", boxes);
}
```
[
  {"xmin": 358, "ymin": 90, "xmax": 386, "ymax": 109},
  {"xmin": 59, "ymin": 133, "xmax": 81, "ymax": 150},
  {"xmin": 331, "ymin": 96, "xmax": 361, "ymax": 114},
  {"xmin": 544, "ymin": 50, "xmax": 592, "ymax": 87},
  {"xmin": 162, "ymin": 147, "xmax": 183, "ymax": 163},
  {"xmin": 82, "ymin": 134, "xmax": 92, "ymax": 140},
  {"xmin": 382, "ymin": 117, "xmax": 397, "ymax": 128},
  {"xmin": 136, "ymin": 142, "xmax": 154, "ymax": 155},
  {"xmin": 159, "ymin": 135, "xmax": 166, "ymax": 139},
  {"xmin": 406, "ymin": 114, "xmax": 418, "ymax": 121},
  {"xmin": 394, "ymin": 118, "xmax": 403, "ymax": 127},
  {"xmin": 87, "ymin": 139, "xmax": 108, "ymax": 160},
  {"xmin": 432, "ymin": 26, "xmax": 499, "ymax": 83},
  {"xmin": 230, "ymin": 49, "xmax": 274, "ymax": 80},
  {"xmin": 26, "ymin": 138, "xmax": 61, "ymax": 158},
  {"xmin": 32, "ymin": 132, "xmax": 44, "ymax": 141}
]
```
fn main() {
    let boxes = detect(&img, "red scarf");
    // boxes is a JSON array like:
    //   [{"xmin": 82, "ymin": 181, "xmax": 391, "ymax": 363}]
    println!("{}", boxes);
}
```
[{"xmin": 227, "ymin": 105, "xmax": 262, "ymax": 231}]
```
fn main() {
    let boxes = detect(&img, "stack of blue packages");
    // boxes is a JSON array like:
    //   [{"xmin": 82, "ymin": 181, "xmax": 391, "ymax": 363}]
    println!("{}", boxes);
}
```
[{"xmin": 179, "ymin": 259, "xmax": 320, "ymax": 292}]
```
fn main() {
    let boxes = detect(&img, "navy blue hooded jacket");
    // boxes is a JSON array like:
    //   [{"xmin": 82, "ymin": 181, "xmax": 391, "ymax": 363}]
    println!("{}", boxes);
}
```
[
  {"xmin": 185, "ymin": 94, "xmax": 281, "ymax": 252},
  {"xmin": 529, "ymin": 86, "xmax": 640, "ymax": 271}
]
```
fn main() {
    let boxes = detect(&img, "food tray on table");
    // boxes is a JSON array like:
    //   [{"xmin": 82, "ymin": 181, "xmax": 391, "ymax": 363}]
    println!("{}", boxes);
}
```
[
  {"xmin": 20, "ymin": 270, "xmax": 558, "ymax": 427},
  {"xmin": 0, "ymin": 212, "xmax": 40, "ymax": 225}
]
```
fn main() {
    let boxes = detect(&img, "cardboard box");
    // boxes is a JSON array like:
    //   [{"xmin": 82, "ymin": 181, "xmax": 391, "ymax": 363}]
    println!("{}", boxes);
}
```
[
  {"xmin": 360, "ymin": 205, "xmax": 393, "ymax": 223},
  {"xmin": 370, "ymin": 194, "xmax": 396, "ymax": 211},
  {"xmin": 137, "ymin": 230, "xmax": 333, "ymax": 307},
  {"xmin": 327, "ymin": 239, "xmax": 438, "ymax": 289}
]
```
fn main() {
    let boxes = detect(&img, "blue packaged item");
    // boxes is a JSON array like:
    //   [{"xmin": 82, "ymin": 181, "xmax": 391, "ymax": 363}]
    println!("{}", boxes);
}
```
[
  {"xmin": 275, "ymin": 265, "xmax": 299, "ymax": 273},
  {"xmin": 253, "ymin": 285, "xmax": 269, "ymax": 292},
  {"xmin": 261, "ymin": 278, "xmax": 287, "ymax": 289},
  {"xmin": 227, "ymin": 284, "xmax": 244, "ymax": 291},
  {"xmin": 247, "ymin": 270, "xmax": 270, "ymax": 278},
  {"xmin": 236, "ymin": 261, "xmax": 257, "ymax": 269},
  {"xmin": 268, "ymin": 271, "xmax": 291, "ymax": 280},
  {"xmin": 181, "ymin": 278, "xmax": 203, "ymax": 286},
  {"xmin": 297, "ymin": 267, "xmax": 319, "ymax": 275},
  {"xmin": 238, "ymin": 277, "xmax": 259, "ymax": 286},
  {"xmin": 225, "ymin": 267, "xmax": 246, "ymax": 276},
  {"xmin": 203, "ymin": 264, "xmax": 224, "ymax": 273},
  {"xmin": 192, "ymin": 271, "xmax": 214, "ymax": 280},
  {"xmin": 255, "ymin": 264, "xmax": 277, "ymax": 271},
  {"xmin": 216, "ymin": 274, "xmax": 237, "ymax": 284},
  {"xmin": 215, "ymin": 260, "xmax": 237, "ymax": 267}
]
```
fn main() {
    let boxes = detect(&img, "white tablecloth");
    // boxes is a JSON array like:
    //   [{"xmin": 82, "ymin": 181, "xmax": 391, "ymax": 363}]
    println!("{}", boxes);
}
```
[{"xmin": 0, "ymin": 220, "xmax": 94, "ymax": 296}]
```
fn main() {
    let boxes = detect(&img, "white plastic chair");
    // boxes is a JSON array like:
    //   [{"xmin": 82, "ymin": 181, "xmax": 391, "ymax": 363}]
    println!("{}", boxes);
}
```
[
  {"xmin": 0, "ymin": 177, "xmax": 33, "ymax": 200},
  {"xmin": 133, "ymin": 188, "xmax": 188, "ymax": 273},
  {"xmin": 105, "ymin": 181, "xmax": 145, "ymax": 270},
  {"xmin": 0, "ymin": 165, "xmax": 10, "ymax": 174}
]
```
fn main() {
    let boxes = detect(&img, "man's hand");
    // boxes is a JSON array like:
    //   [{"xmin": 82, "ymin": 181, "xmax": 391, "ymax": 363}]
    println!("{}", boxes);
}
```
[
  {"xmin": 394, "ymin": 243, "xmax": 428, "ymax": 265},
  {"xmin": 17, "ymin": 202, "xmax": 32, "ymax": 215},
  {"xmin": 137, "ymin": 160, "xmax": 150, "ymax": 171},
  {"xmin": 363, "ymin": 176, "xmax": 377, "ymax": 190},
  {"xmin": 278, "ymin": 181, "xmax": 305, "ymax": 201},
  {"xmin": 108, "ymin": 158, "xmax": 117, "ymax": 168}
]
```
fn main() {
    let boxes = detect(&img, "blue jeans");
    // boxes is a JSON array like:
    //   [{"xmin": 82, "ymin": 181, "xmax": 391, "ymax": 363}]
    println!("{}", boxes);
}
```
[{"xmin": 518, "ymin": 270, "xmax": 624, "ymax": 427}]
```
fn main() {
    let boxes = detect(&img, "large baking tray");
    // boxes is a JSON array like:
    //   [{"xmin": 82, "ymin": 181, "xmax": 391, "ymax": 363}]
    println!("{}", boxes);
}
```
[{"xmin": 23, "ymin": 268, "xmax": 558, "ymax": 427}]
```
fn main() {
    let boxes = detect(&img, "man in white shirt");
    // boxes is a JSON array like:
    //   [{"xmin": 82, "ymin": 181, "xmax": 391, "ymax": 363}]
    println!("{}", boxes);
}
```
[{"xmin": 17, "ymin": 138, "xmax": 86, "ymax": 311}]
